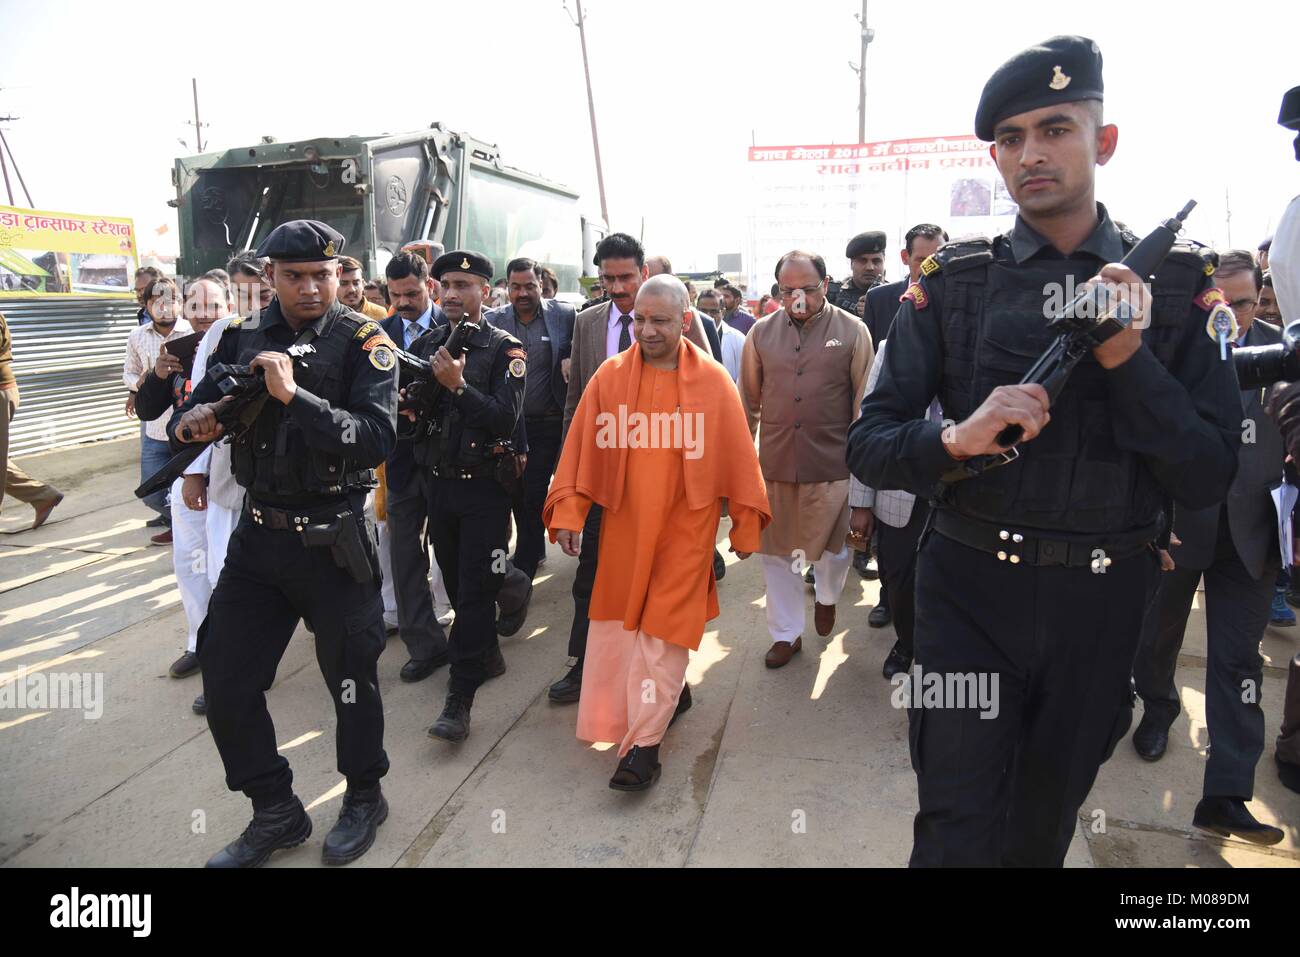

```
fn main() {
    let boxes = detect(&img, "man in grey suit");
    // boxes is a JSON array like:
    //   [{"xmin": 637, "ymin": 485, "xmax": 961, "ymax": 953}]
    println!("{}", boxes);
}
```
[
  {"xmin": 382, "ymin": 252, "xmax": 450, "ymax": 682},
  {"xmin": 1132, "ymin": 250, "xmax": 1285, "ymax": 845},
  {"xmin": 486, "ymin": 258, "xmax": 575, "ymax": 580},
  {"xmin": 548, "ymin": 233, "xmax": 712, "ymax": 703}
]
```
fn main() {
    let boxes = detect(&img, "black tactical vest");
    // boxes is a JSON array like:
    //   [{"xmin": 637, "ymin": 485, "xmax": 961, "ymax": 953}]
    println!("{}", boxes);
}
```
[
  {"xmin": 412, "ymin": 319, "xmax": 520, "ymax": 470},
  {"xmin": 934, "ymin": 233, "xmax": 1215, "ymax": 536},
  {"xmin": 226, "ymin": 306, "xmax": 376, "ymax": 500}
]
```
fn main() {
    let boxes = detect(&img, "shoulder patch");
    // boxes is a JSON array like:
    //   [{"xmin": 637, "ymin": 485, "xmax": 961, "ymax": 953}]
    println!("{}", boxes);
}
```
[
  {"xmin": 1205, "ymin": 302, "xmax": 1239, "ymax": 346},
  {"xmin": 1193, "ymin": 286, "xmax": 1226, "ymax": 313},
  {"xmin": 901, "ymin": 282, "xmax": 930, "ymax": 310},
  {"xmin": 361, "ymin": 332, "xmax": 394, "ymax": 352},
  {"xmin": 354, "ymin": 320, "xmax": 380, "ymax": 340},
  {"xmin": 919, "ymin": 255, "xmax": 940, "ymax": 277},
  {"xmin": 368, "ymin": 344, "xmax": 396, "ymax": 372},
  {"xmin": 508, "ymin": 357, "xmax": 526, "ymax": 379},
  {"xmin": 505, "ymin": 346, "xmax": 526, "ymax": 362}
]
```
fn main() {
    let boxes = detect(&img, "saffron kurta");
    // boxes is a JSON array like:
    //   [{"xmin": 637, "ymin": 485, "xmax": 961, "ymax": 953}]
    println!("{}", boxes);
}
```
[
  {"xmin": 548, "ymin": 363, "xmax": 762, "ymax": 649},
  {"xmin": 544, "ymin": 337, "xmax": 772, "ymax": 650}
]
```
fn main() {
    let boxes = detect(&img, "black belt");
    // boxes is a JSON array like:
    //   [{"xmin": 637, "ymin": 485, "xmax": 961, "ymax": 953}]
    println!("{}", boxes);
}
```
[
  {"xmin": 431, "ymin": 462, "xmax": 497, "ymax": 481},
  {"xmin": 245, "ymin": 499, "xmax": 347, "ymax": 531},
  {"xmin": 931, "ymin": 509, "xmax": 1152, "ymax": 569}
]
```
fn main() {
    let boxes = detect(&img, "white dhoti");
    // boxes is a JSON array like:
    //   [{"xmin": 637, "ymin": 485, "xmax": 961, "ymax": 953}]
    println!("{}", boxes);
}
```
[
  {"xmin": 760, "ymin": 545, "xmax": 852, "ymax": 644},
  {"xmin": 204, "ymin": 502, "xmax": 238, "ymax": 589},
  {"xmin": 170, "ymin": 479, "xmax": 211, "ymax": 654}
]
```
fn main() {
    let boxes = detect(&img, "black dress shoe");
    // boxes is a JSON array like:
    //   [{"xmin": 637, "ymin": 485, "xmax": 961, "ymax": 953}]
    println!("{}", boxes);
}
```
[
  {"xmin": 400, "ymin": 654, "xmax": 447, "ymax": 683},
  {"xmin": 868, "ymin": 604, "xmax": 892, "ymax": 628},
  {"xmin": 496, "ymin": 584, "xmax": 533, "ymax": 637},
  {"xmin": 205, "ymin": 796, "xmax": 312, "ymax": 867},
  {"xmin": 322, "ymin": 785, "xmax": 388, "ymax": 865},
  {"xmin": 1132, "ymin": 713, "xmax": 1171, "ymax": 762},
  {"xmin": 429, "ymin": 693, "xmax": 473, "ymax": 743},
  {"xmin": 548, "ymin": 659, "xmax": 583, "ymax": 704},
  {"xmin": 191, "ymin": 694, "xmax": 207, "ymax": 715},
  {"xmin": 1192, "ymin": 796, "xmax": 1285, "ymax": 845},
  {"xmin": 484, "ymin": 647, "xmax": 507, "ymax": 680},
  {"xmin": 609, "ymin": 744, "xmax": 661, "ymax": 791},
  {"xmin": 169, "ymin": 650, "xmax": 200, "ymax": 678},
  {"xmin": 713, "ymin": 549, "xmax": 727, "ymax": 581},
  {"xmin": 881, "ymin": 645, "xmax": 912, "ymax": 680},
  {"xmin": 853, "ymin": 550, "xmax": 872, "ymax": 579},
  {"xmin": 668, "ymin": 683, "xmax": 693, "ymax": 729}
]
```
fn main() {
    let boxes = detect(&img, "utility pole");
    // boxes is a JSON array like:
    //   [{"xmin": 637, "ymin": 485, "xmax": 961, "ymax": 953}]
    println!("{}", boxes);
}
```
[
  {"xmin": 565, "ymin": 0, "xmax": 610, "ymax": 226},
  {"xmin": 0, "ymin": 118, "xmax": 34, "ymax": 207},
  {"xmin": 848, "ymin": 0, "xmax": 875, "ymax": 143},
  {"xmin": 186, "ymin": 78, "xmax": 208, "ymax": 153}
]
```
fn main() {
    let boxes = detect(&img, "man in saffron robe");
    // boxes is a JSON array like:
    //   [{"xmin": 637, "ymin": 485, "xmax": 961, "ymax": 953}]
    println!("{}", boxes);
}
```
[{"xmin": 544, "ymin": 275, "xmax": 771, "ymax": 790}]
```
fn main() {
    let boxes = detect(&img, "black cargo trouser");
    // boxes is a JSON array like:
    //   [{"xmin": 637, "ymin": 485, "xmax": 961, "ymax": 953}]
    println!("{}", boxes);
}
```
[
  {"xmin": 511, "ymin": 415, "xmax": 563, "ymax": 578},
  {"xmin": 876, "ymin": 499, "xmax": 930, "ymax": 658},
  {"xmin": 428, "ymin": 474, "xmax": 510, "ymax": 697},
  {"xmin": 907, "ymin": 527, "xmax": 1160, "ymax": 867},
  {"xmin": 567, "ymin": 504, "xmax": 603, "ymax": 659},
  {"xmin": 200, "ymin": 505, "xmax": 389, "ymax": 809}
]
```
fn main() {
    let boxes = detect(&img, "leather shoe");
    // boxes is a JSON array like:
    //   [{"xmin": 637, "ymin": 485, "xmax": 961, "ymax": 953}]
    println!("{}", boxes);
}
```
[
  {"xmin": 548, "ymin": 659, "xmax": 583, "ymax": 703},
  {"xmin": 868, "ymin": 604, "xmax": 892, "ymax": 628},
  {"xmin": 713, "ymin": 548, "xmax": 727, "ymax": 581},
  {"xmin": 814, "ymin": 602, "xmax": 836, "ymax": 636},
  {"xmin": 400, "ymin": 654, "xmax": 446, "ymax": 683},
  {"xmin": 322, "ymin": 785, "xmax": 388, "ymax": 865},
  {"xmin": 1192, "ymin": 796, "xmax": 1285, "ymax": 845},
  {"xmin": 429, "ymin": 693, "xmax": 473, "ymax": 743},
  {"xmin": 191, "ymin": 694, "xmax": 206, "ymax": 715},
  {"xmin": 31, "ymin": 493, "xmax": 63, "ymax": 529},
  {"xmin": 881, "ymin": 645, "xmax": 911, "ymax": 680},
  {"xmin": 169, "ymin": 650, "xmax": 200, "ymax": 679},
  {"xmin": 205, "ymin": 796, "xmax": 312, "ymax": 867},
  {"xmin": 1132, "ymin": 712, "xmax": 1170, "ymax": 762},
  {"xmin": 668, "ymin": 683, "xmax": 692, "ymax": 729},
  {"xmin": 765, "ymin": 637, "xmax": 802, "ymax": 669},
  {"xmin": 609, "ymin": 744, "xmax": 661, "ymax": 791},
  {"xmin": 852, "ymin": 549, "xmax": 874, "ymax": 579},
  {"xmin": 484, "ymin": 647, "xmax": 507, "ymax": 680},
  {"xmin": 496, "ymin": 584, "xmax": 533, "ymax": 637}
]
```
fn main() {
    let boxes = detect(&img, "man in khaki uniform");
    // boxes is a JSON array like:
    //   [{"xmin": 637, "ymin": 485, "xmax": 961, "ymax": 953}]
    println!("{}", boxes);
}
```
[
  {"xmin": 0, "ymin": 312, "xmax": 63, "ymax": 527},
  {"xmin": 740, "ymin": 251, "xmax": 873, "ymax": 668}
]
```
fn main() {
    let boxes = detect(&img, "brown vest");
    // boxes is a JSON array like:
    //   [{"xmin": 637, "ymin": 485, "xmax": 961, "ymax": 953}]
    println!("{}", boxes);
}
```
[{"xmin": 748, "ymin": 303, "xmax": 864, "ymax": 483}]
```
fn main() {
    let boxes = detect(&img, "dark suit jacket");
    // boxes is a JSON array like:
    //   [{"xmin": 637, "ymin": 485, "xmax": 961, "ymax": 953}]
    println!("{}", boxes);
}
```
[
  {"xmin": 864, "ymin": 278, "xmax": 907, "ymax": 346},
  {"xmin": 1170, "ymin": 319, "xmax": 1285, "ymax": 579},
  {"xmin": 484, "ymin": 298, "xmax": 576, "ymax": 413},
  {"xmin": 382, "ymin": 308, "xmax": 447, "ymax": 492}
]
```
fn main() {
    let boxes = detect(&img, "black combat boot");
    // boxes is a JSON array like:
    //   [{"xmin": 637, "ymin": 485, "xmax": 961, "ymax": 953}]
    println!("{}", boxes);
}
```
[
  {"xmin": 321, "ymin": 784, "xmax": 389, "ymax": 865},
  {"xmin": 429, "ymin": 692, "xmax": 473, "ymax": 742},
  {"xmin": 205, "ymin": 796, "xmax": 312, "ymax": 868}
]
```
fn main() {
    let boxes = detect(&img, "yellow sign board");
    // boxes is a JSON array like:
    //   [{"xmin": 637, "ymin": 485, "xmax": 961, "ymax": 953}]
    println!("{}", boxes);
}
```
[{"xmin": 0, "ymin": 205, "xmax": 138, "ymax": 298}]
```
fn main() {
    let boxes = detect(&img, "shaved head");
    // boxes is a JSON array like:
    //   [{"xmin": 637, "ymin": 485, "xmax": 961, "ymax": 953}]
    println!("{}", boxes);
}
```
[{"xmin": 636, "ymin": 273, "xmax": 689, "ymax": 315}]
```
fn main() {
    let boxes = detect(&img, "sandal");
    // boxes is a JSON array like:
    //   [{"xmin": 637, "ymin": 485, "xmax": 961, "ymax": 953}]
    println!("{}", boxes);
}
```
[{"xmin": 609, "ymin": 744, "xmax": 661, "ymax": 791}]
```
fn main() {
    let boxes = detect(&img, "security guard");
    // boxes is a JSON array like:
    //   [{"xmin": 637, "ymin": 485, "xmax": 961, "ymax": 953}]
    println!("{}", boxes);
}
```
[
  {"xmin": 829, "ymin": 230, "xmax": 888, "ymax": 316},
  {"xmin": 170, "ymin": 220, "xmax": 398, "ymax": 868},
  {"xmin": 409, "ymin": 250, "xmax": 525, "ymax": 743},
  {"xmin": 846, "ymin": 37, "xmax": 1242, "ymax": 866}
]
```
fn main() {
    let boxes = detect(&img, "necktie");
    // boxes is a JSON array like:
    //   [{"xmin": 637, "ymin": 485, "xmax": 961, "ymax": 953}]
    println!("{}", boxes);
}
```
[
  {"xmin": 406, "ymin": 321, "xmax": 419, "ymax": 349},
  {"xmin": 617, "ymin": 315, "xmax": 632, "ymax": 352}
]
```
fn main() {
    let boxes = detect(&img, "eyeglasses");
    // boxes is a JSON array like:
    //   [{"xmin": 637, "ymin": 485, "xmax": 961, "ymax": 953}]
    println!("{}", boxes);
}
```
[
  {"xmin": 1228, "ymin": 298, "xmax": 1258, "ymax": 313},
  {"xmin": 778, "ymin": 285, "xmax": 824, "ymax": 298}
]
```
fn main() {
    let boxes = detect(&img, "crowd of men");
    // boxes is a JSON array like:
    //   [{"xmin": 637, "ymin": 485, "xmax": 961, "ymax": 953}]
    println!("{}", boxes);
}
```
[{"xmin": 51, "ymin": 33, "xmax": 1297, "ymax": 868}]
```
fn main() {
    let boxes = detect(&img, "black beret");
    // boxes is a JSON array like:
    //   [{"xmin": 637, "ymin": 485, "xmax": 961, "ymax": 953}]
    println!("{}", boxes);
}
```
[
  {"xmin": 255, "ymin": 219, "xmax": 345, "ymax": 262},
  {"xmin": 432, "ymin": 249, "xmax": 493, "ymax": 282},
  {"xmin": 846, "ymin": 231, "xmax": 887, "ymax": 258},
  {"xmin": 1280, "ymin": 86, "xmax": 1300, "ymax": 130},
  {"xmin": 975, "ymin": 36, "xmax": 1104, "ymax": 142}
]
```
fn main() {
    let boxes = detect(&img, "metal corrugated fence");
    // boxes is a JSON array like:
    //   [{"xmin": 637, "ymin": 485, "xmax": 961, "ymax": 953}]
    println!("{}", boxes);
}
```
[{"xmin": 4, "ymin": 297, "xmax": 142, "ymax": 456}]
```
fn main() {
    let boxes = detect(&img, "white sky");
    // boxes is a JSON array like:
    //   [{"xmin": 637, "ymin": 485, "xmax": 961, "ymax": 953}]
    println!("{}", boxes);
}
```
[{"xmin": 1, "ymin": 0, "xmax": 1295, "ymax": 274}]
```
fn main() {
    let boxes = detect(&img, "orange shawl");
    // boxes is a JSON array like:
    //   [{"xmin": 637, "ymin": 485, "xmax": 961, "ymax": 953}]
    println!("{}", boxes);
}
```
[{"xmin": 544, "ymin": 337, "xmax": 771, "ymax": 534}]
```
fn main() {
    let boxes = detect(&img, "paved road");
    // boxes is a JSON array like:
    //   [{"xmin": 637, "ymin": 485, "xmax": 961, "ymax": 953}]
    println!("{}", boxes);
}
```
[{"xmin": 1, "ymin": 438, "xmax": 1296, "ymax": 867}]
